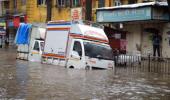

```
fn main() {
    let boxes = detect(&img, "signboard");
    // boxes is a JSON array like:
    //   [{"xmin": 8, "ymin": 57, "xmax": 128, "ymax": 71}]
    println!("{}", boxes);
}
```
[
  {"xmin": 13, "ymin": 16, "xmax": 20, "ymax": 27},
  {"xmin": 97, "ymin": 7, "xmax": 152, "ymax": 22},
  {"xmin": 7, "ymin": 20, "xmax": 14, "ymax": 27},
  {"xmin": 152, "ymin": 7, "xmax": 169, "ymax": 20},
  {"xmin": 97, "ymin": 6, "xmax": 170, "ymax": 23},
  {"xmin": 0, "ymin": 27, "xmax": 6, "ymax": 35},
  {"xmin": 0, "ymin": 21, "xmax": 6, "ymax": 36},
  {"xmin": 71, "ymin": 8, "xmax": 82, "ymax": 21}
]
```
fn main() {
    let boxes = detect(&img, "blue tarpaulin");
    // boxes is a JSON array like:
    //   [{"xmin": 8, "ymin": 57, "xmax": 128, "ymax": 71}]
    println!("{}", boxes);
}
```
[{"xmin": 15, "ymin": 23, "xmax": 32, "ymax": 44}]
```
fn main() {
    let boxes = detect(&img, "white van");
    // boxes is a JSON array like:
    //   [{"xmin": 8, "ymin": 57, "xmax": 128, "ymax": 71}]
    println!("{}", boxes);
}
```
[
  {"xmin": 16, "ymin": 23, "xmax": 46, "ymax": 62},
  {"xmin": 42, "ymin": 21, "xmax": 114, "ymax": 69}
]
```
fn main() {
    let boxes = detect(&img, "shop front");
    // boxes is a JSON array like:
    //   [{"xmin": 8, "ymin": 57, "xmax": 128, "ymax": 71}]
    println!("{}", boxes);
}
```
[
  {"xmin": 96, "ymin": 2, "xmax": 170, "ymax": 57},
  {"xmin": 0, "ymin": 18, "xmax": 6, "ymax": 48},
  {"xmin": 6, "ymin": 14, "xmax": 27, "ymax": 47}
]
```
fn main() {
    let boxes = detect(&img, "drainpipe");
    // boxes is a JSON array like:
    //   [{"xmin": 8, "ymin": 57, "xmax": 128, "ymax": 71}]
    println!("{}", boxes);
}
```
[
  {"xmin": 46, "ymin": 0, "xmax": 52, "ymax": 22},
  {"xmin": 85, "ymin": 0, "xmax": 92, "ymax": 21},
  {"xmin": 14, "ymin": 0, "xmax": 17, "ymax": 14}
]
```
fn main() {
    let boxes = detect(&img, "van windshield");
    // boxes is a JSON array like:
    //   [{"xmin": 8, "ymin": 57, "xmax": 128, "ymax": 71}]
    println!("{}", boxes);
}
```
[{"xmin": 84, "ymin": 42, "xmax": 113, "ymax": 60}]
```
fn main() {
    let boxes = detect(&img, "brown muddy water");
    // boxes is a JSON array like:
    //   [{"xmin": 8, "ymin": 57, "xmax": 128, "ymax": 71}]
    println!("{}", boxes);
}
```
[{"xmin": 0, "ymin": 48, "xmax": 170, "ymax": 100}]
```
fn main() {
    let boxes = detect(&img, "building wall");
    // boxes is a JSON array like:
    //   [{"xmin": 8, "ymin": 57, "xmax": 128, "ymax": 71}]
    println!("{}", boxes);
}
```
[
  {"xmin": 34, "ymin": 6, "xmax": 47, "ymax": 22},
  {"xmin": 124, "ymin": 24, "xmax": 142, "ymax": 54},
  {"xmin": 8, "ymin": 0, "xmax": 26, "ymax": 14},
  {"xmin": 162, "ymin": 23, "xmax": 170, "ymax": 58},
  {"xmin": 123, "ymin": 23, "xmax": 167, "ymax": 56},
  {"xmin": 141, "ymin": 27, "xmax": 153, "ymax": 55},
  {"xmin": 52, "ymin": 8, "xmax": 72, "ymax": 21},
  {"xmin": 92, "ymin": 0, "xmax": 157, "ymax": 21},
  {"xmin": 8, "ymin": 0, "xmax": 158, "ymax": 23},
  {"xmin": 141, "ymin": 23, "xmax": 163, "ymax": 56},
  {"xmin": 26, "ymin": 0, "xmax": 83, "ymax": 23},
  {"xmin": 26, "ymin": 0, "xmax": 45, "ymax": 22}
]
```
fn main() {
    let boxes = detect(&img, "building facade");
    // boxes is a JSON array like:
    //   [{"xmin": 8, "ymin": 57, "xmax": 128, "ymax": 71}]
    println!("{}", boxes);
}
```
[
  {"xmin": 0, "ymin": 0, "xmax": 27, "ymax": 47},
  {"xmin": 91, "ymin": 0, "xmax": 162, "ymax": 22},
  {"xmin": 96, "ymin": 0, "xmax": 170, "ymax": 57},
  {"xmin": 0, "ymin": 0, "xmax": 88, "ymax": 47},
  {"xmin": 26, "ymin": 0, "xmax": 87, "ymax": 22}
]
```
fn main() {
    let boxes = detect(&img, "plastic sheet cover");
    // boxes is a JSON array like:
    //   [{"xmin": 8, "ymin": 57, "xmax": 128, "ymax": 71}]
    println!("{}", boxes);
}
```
[{"xmin": 15, "ymin": 23, "xmax": 32, "ymax": 44}]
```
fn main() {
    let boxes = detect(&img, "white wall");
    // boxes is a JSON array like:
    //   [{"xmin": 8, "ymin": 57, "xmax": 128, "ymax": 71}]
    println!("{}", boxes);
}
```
[
  {"xmin": 119, "ymin": 21, "xmax": 170, "ymax": 58},
  {"xmin": 141, "ymin": 23, "xmax": 164, "ymax": 56},
  {"xmin": 124, "ymin": 24, "xmax": 141, "ymax": 54},
  {"xmin": 141, "ymin": 30, "xmax": 153, "ymax": 56},
  {"xmin": 162, "ymin": 23, "xmax": 170, "ymax": 58}
]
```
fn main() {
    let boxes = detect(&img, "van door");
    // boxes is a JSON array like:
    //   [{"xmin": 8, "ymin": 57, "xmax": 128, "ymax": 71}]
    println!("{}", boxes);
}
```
[
  {"xmin": 67, "ymin": 40, "xmax": 85, "ymax": 69},
  {"xmin": 28, "ymin": 40, "xmax": 42, "ymax": 62}
]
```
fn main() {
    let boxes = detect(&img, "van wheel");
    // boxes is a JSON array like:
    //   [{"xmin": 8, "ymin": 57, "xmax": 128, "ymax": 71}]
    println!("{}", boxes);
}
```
[{"xmin": 69, "ymin": 66, "xmax": 74, "ymax": 69}]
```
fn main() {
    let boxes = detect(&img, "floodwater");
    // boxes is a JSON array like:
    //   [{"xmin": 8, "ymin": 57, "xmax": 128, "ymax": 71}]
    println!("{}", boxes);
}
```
[{"xmin": 0, "ymin": 48, "xmax": 170, "ymax": 100}]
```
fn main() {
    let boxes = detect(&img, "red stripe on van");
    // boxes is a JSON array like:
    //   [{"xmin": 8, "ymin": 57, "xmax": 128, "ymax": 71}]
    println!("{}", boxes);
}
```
[
  {"xmin": 42, "ymin": 53, "xmax": 66, "ymax": 59},
  {"xmin": 69, "ymin": 33, "xmax": 108, "ymax": 44},
  {"xmin": 47, "ymin": 28, "xmax": 70, "ymax": 31}
]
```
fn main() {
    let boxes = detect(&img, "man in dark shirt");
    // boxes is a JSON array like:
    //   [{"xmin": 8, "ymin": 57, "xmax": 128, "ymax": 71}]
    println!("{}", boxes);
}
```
[{"xmin": 152, "ymin": 32, "xmax": 162, "ymax": 57}]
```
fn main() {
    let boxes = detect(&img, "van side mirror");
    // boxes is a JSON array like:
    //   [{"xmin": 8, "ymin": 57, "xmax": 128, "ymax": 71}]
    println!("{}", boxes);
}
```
[{"xmin": 71, "ymin": 51, "xmax": 81, "ymax": 59}]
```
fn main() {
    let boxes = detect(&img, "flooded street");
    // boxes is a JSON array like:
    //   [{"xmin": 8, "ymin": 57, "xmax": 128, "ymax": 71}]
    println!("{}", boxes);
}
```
[{"xmin": 0, "ymin": 48, "xmax": 170, "ymax": 100}]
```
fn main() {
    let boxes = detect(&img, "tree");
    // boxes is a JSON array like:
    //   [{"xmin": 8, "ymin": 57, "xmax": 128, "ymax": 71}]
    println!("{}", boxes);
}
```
[{"xmin": 46, "ymin": 0, "xmax": 52, "ymax": 22}]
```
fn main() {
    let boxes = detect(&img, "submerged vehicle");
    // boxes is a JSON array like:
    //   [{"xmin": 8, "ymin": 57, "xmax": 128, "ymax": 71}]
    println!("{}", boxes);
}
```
[
  {"xmin": 16, "ymin": 23, "xmax": 46, "ymax": 62},
  {"xmin": 42, "ymin": 21, "xmax": 114, "ymax": 69},
  {"xmin": 15, "ymin": 21, "xmax": 114, "ymax": 69}
]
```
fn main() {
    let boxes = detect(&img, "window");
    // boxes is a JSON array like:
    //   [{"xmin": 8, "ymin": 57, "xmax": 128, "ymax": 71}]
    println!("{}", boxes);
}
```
[
  {"xmin": 98, "ymin": 0, "xmax": 105, "ymax": 8},
  {"xmin": 37, "ymin": 0, "xmax": 47, "ymax": 5},
  {"xmin": 114, "ymin": 0, "xmax": 121, "ymax": 6},
  {"xmin": 128, "ymin": 0, "xmax": 137, "ymax": 4},
  {"xmin": 84, "ymin": 42, "xmax": 113, "ymax": 60},
  {"xmin": 3, "ymin": 1, "xmax": 10, "ymax": 14},
  {"xmin": 57, "ymin": 0, "xmax": 65, "ymax": 7},
  {"xmin": 33, "ymin": 41, "xmax": 40, "ymax": 51},
  {"xmin": 65, "ymin": 0, "xmax": 71, "ymax": 7},
  {"xmin": 3, "ymin": 1, "xmax": 9, "ymax": 9},
  {"xmin": 73, "ymin": 41, "xmax": 82, "ymax": 56},
  {"xmin": 72, "ymin": 0, "xmax": 81, "ymax": 7}
]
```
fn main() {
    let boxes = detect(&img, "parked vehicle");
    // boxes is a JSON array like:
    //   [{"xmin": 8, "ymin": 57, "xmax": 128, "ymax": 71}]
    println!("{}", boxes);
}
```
[
  {"xmin": 42, "ymin": 21, "xmax": 114, "ymax": 69},
  {"xmin": 16, "ymin": 23, "xmax": 46, "ymax": 62}
]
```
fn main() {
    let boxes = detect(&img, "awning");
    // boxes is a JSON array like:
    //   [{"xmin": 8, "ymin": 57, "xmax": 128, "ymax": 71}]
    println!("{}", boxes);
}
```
[
  {"xmin": 97, "ymin": 2, "xmax": 168, "ymax": 10},
  {"xmin": 96, "ymin": 2, "xmax": 169, "ymax": 23},
  {"xmin": 0, "ymin": 0, "xmax": 9, "ymax": 1}
]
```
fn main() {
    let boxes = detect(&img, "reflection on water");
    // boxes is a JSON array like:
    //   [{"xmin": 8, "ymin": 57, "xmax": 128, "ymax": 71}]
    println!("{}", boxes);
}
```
[{"xmin": 0, "ymin": 48, "xmax": 170, "ymax": 100}]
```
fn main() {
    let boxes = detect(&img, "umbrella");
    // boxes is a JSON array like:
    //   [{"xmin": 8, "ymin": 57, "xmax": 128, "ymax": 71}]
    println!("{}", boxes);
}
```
[{"xmin": 144, "ymin": 28, "xmax": 160, "ymax": 33}]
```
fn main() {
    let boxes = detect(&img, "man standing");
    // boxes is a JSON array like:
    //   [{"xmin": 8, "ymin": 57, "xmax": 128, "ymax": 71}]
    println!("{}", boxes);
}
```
[{"xmin": 152, "ymin": 32, "xmax": 162, "ymax": 57}]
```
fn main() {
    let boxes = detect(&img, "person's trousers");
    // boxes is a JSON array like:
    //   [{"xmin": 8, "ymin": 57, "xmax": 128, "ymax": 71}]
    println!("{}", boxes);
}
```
[{"xmin": 153, "ymin": 45, "xmax": 160, "ymax": 57}]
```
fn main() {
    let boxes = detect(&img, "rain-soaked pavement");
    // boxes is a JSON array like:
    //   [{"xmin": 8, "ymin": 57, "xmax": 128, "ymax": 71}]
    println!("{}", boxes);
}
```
[{"xmin": 0, "ymin": 48, "xmax": 170, "ymax": 100}]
